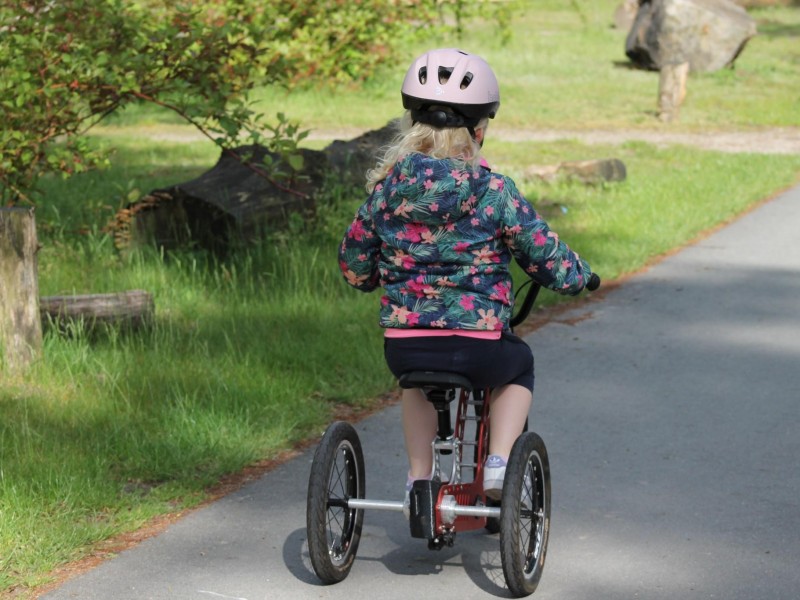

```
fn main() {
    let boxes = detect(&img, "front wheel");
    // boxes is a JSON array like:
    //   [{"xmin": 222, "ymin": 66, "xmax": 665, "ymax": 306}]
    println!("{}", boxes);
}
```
[
  {"xmin": 499, "ymin": 432, "xmax": 551, "ymax": 597},
  {"xmin": 306, "ymin": 421, "xmax": 365, "ymax": 584}
]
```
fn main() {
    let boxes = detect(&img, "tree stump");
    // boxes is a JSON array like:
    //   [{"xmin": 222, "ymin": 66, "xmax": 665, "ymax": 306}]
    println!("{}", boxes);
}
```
[{"xmin": 0, "ymin": 207, "xmax": 42, "ymax": 372}]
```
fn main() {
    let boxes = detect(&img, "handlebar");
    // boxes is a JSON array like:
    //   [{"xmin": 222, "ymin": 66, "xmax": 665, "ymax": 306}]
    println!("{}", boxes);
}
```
[
  {"xmin": 509, "ymin": 272, "xmax": 601, "ymax": 330},
  {"xmin": 586, "ymin": 273, "xmax": 601, "ymax": 291}
]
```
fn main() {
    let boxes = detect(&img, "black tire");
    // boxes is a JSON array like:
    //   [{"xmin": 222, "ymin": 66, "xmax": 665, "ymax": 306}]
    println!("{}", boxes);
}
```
[
  {"xmin": 306, "ymin": 421, "xmax": 365, "ymax": 584},
  {"xmin": 499, "ymin": 432, "xmax": 551, "ymax": 597}
]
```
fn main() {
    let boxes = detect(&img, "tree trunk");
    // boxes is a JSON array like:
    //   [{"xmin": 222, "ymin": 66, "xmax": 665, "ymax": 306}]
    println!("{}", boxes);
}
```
[
  {"xmin": 658, "ymin": 62, "xmax": 689, "ymax": 122},
  {"xmin": 0, "ymin": 207, "xmax": 42, "ymax": 372},
  {"xmin": 40, "ymin": 290, "xmax": 154, "ymax": 331}
]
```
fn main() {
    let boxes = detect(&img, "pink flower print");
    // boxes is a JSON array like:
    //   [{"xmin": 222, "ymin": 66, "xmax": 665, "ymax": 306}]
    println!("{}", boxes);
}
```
[
  {"xmin": 546, "ymin": 260, "xmax": 555, "ymax": 270},
  {"xmin": 375, "ymin": 183, "xmax": 383, "ymax": 192},
  {"xmin": 408, "ymin": 277, "xmax": 439, "ymax": 300},
  {"xmin": 404, "ymin": 223, "xmax": 430, "ymax": 242},
  {"xmin": 512, "ymin": 198, "xmax": 520, "ymax": 208},
  {"xmin": 384, "ymin": 213, "xmax": 391, "ymax": 221},
  {"xmin": 424, "ymin": 179, "xmax": 434, "ymax": 190},
  {"xmin": 476, "ymin": 308, "xmax": 499, "ymax": 330},
  {"xmin": 390, "ymin": 250, "xmax": 415, "ymax": 269},
  {"xmin": 491, "ymin": 282, "xmax": 511, "ymax": 304},
  {"xmin": 358, "ymin": 253, "xmax": 367, "ymax": 261},
  {"xmin": 381, "ymin": 295, "xmax": 390, "ymax": 307},
  {"xmin": 445, "ymin": 221, "xmax": 455, "ymax": 231},
  {"xmin": 472, "ymin": 276, "xmax": 481, "ymax": 285},
  {"xmin": 390, "ymin": 305, "xmax": 420, "ymax": 326},
  {"xmin": 409, "ymin": 177, "xmax": 417, "ymax": 184},
  {"xmin": 421, "ymin": 230, "xmax": 437, "ymax": 244},
  {"xmin": 431, "ymin": 318, "xmax": 447, "ymax": 328},
  {"xmin": 460, "ymin": 194, "xmax": 477, "ymax": 213},
  {"xmin": 454, "ymin": 241, "xmax": 470, "ymax": 254},
  {"xmin": 343, "ymin": 269, "xmax": 369, "ymax": 287},
  {"xmin": 394, "ymin": 199, "xmax": 412, "ymax": 217},
  {"xmin": 425, "ymin": 168, "xmax": 434, "ymax": 176},
  {"xmin": 348, "ymin": 219, "xmax": 366, "ymax": 241},
  {"xmin": 562, "ymin": 259, "xmax": 572, "ymax": 269},
  {"xmin": 450, "ymin": 170, "xmax": 469, "ymax": 185},
  {"xmin": 484, "ymin": 206, "xmax": 495, "ymax": 217},
  {"xmin": 547, "ymin": 231, "xmax": 559, "ymax": 243},
  {"xmin": 459, "ymin": 295, "xmax": 476, "ymax": 311},
  {"xmin": 471, "ymin": 218, "xmax": 480, "ymax": 227},
  {"xmin": 430, "ymin": 202, "xmax": 439, "ymax": 212},
  {"xmin": 472, "ymin": 246, "xmax": 496, "ymax": 265},
  {"xmin": 503, "ymin": 225, "xmax": 521, "ymax": 245},
  {"xmin": 423, "ymin": 285, "xmax": 440, "ymax": 299},
  {"xmin": 399, "ymin": 173, "xmax": 406, "ymax": 181},
  {"xmin": 489, "ymin": 177, "xmax": 504, "ymax": 191},
  {"xmin": 533, "ymin": 231, "xmax": 547, "ymax": 246},
  {"xmin": 526, "ymin": 265, "xmax": 539, "ymax": 274}
]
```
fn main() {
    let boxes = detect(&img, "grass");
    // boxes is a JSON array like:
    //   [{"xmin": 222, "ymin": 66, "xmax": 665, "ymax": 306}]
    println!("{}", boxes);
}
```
[{"xmin": 2, "ymin": 1, "xmax": 800, "ymax": 595}]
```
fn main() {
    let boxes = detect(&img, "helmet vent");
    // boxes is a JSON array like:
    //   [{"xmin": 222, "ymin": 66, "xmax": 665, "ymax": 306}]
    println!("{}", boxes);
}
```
[
  {"xmin": 460, "ymin": 72, "xmax": 473, "ymax": 90},
  {"xmin": 438, "ymin": 66, "xmax": 453, "ymax": 85},
  {"xmin": 418, "ymin": 66, "xmax": 427, "ymax": 85}
]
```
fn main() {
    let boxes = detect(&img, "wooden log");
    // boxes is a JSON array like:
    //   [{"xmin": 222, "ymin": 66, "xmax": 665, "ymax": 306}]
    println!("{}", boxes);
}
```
[
  {"xmin": 39, "ymin": 290, "xmax": 155, "ymax": 331},
  {"xmin": 0, "ymin": 207, "xmax": 43, "ymax": 371}
]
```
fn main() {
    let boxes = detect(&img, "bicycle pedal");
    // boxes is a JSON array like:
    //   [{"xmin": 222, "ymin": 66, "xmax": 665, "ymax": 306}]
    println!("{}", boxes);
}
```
[{"xmin": 409, "ymin": 479, "xmax": 442, "ymax": 540}]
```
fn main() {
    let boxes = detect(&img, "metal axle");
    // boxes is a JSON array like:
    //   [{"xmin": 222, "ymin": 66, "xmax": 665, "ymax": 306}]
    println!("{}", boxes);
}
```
[{"xmin": 346, "ymin": 497, "xmax": 502, "ymax": 519}]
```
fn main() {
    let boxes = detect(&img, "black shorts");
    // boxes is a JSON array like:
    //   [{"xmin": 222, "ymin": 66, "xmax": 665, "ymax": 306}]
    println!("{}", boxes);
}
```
[{"xmin": 384, "ymin": 332, "xmax": 534, "ymax": 392}]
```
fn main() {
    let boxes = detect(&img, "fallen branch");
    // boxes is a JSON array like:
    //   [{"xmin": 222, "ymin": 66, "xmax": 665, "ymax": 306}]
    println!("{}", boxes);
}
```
[{"xmin": 40, "ymin": 290, "xmax": 154, "ymax": 331}]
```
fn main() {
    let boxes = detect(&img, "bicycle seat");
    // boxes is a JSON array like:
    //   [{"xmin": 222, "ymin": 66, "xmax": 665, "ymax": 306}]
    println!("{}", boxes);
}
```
[{"xmin": 398, "ymin": 371, "xmax": 474, "ymax": 392}]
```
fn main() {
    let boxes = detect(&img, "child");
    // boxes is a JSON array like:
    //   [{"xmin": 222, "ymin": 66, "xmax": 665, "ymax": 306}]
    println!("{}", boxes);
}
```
[{"xmin": 338, "ymin": 48, "xmax": 594, "ymax": 507}]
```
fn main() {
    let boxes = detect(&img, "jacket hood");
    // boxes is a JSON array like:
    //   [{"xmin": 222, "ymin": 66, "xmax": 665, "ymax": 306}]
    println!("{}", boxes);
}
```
[{"xmin": 377, "ymin": 153, "xmax": 491, "ymax": 226}]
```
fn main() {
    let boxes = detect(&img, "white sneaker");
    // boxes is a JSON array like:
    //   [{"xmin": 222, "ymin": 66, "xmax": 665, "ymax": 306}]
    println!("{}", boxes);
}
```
[
  {"xmin": 483, "ymin": 455, "xmax": 507, "ymax": 501},
  {"xmin": 403, "ymin": 484, "xmax": 412, "ymax": 519}
]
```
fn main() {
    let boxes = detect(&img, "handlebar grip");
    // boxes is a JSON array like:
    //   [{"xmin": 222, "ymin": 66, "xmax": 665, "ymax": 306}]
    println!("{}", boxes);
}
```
[{"xmin": 586, "ymin": 273, "xmax": 601, "ymax": 291}]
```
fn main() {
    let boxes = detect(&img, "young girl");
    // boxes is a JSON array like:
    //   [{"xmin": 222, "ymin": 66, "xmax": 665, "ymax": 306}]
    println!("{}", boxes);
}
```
[{"xmin": 338, "ymin": 48, "xmax": 594, "ymax": 506}]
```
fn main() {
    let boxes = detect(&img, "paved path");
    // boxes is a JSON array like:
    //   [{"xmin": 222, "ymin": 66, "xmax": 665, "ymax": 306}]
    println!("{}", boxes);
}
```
[{"xmin": 45, "ymin": 184, "xmax": 800, "ymax": 599}]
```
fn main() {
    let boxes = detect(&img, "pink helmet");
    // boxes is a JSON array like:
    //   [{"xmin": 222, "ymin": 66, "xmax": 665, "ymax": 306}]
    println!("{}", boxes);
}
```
[{"xmin": 401, "ymin": 48, "xmax": 500, "ymax": 130}]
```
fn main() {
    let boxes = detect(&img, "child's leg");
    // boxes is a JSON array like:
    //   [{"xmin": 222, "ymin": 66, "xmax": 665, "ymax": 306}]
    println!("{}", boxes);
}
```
[
  {"xmin": 488, "ymin": 383, "xmax": 533, "ymax": 459},
  {"xmin": 401, "ymin": 387, "xmax": 437, "ymax": 479}
]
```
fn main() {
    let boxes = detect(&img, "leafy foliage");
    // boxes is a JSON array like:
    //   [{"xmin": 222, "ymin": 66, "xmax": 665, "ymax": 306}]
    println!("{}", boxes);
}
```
[{"xmin": 0, "ymin": 0, "xmax": 448, "ymax": 204}]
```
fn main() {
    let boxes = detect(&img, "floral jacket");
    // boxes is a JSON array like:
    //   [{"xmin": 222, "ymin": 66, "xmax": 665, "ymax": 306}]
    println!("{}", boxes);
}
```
[{"xmin": 338, "ymin": 153, "xmax": 592, "ymax": 332}]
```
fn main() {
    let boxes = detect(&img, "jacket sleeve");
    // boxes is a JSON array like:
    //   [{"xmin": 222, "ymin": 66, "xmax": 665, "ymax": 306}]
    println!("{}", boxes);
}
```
[
  {"xmin": 496, "ymin": 177, "xmax": 592, "ymax": 295},
  {"xmin": 338, "ymin": 195, "xmax": 381, "ymax": 292}
]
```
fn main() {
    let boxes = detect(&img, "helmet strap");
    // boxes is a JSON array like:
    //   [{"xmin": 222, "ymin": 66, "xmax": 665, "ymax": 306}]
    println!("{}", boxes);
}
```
[{"xmin": 411, "ymin": 108, "xmax": 480, "ymax": 132}]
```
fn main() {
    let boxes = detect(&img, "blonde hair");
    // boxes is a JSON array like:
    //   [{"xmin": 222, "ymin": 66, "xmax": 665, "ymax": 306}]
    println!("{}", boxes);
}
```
[{"xmin": 365, "ymin": 111, "xmax": 488, "ymax": 193}]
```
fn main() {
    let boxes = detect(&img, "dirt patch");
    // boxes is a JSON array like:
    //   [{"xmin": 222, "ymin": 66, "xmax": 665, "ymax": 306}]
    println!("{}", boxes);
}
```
[
  {"xmin": 490, "ymin": 127, "xmax": 800, "ymax": 155},
  {"xmin": 96, "ymin": 124, "xmax": 800, "ymax": 155}
]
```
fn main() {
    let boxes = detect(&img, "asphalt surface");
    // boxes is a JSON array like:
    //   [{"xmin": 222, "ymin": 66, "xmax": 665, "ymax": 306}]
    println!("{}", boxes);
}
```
[{"xmin": 44, "ymin": 183, "xmax": 800, "ymax": 600}]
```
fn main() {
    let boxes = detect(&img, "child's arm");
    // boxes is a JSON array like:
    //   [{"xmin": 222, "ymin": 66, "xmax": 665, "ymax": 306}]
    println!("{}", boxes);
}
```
[
  {"xmin": 496, "ymin": 176, "xmax": 592, "ymax": 295},
  {"xmin": 338, "ymin": 197, "xmax": 381, "ymax": 292}
]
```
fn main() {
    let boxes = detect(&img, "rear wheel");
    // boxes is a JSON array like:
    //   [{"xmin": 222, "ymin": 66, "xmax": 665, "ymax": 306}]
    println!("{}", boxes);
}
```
[
  {"xmin": 306, "ymin": 421, "xmax": 365, "ymax": 584},
  {"xmin": 499, "ymin": 432, "xmax": 551, "ymax": 597}
]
